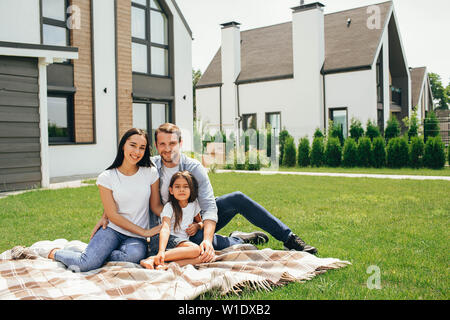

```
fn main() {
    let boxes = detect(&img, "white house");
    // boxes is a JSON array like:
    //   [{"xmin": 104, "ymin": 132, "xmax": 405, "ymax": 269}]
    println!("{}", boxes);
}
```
[
  {"xmin": 196, "ymin": 1, "xmax": 432, "ymax": 145},
  {"xmin": 0, "ymin": 0, "xmax": 193, "ymax": 192}
]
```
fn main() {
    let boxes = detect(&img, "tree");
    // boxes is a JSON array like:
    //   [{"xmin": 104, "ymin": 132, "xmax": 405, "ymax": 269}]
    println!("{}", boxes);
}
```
[
  {"xmin": 342, "ymin": 138, "xmax": 358, "ymax": 167},
  {"xmin": 424, "ymin": 111, "xmax": 440, "ymax": 142},
  {"xmin": 372, "ymin": 136, "xmax": 386, "ymax": 168},
  {"xmin": 192, "ymin": 69, "xmax": 202, "ymax": 119},
  {"xmin": 310, "ymin": 137, "xmax": 325, "ymax": 167},
  {"xmin": 357, "ymin": 137, "xmax": 373, "ymax": 167},
  {"xmin": 423, "ymin": 136, "xmax": 446, "ymax": 169},
  {"xmin": 325, "ymin": 137, "xmax": 342, "ymax": 167},
  {"xmin": 282, "ymin": 136, "xmax": 297, "ymax": 167},
  {"xmin": 349, "ymin": 117, "xmax": 364, "ymax": 143},
  {"xmin": 429, "ymin": 72, "xmax": 448, "ymax": 110},
  {"xmin": 365, "ymin": 119, "xmax": 381, "ymax": 141},
  {"xmin": 279, "ymin": 129, "xmax": 291, "ymax": 165},
  {"xmin": 384, "ymin": 115, "xmax": 400, "ymax": 143},
  {"xmin": 297, "ymin": 137, "xmax": 310, "ymax": 167}
]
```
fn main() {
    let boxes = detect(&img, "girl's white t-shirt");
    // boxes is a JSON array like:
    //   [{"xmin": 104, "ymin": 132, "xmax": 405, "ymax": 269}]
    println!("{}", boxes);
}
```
[
  {"xmin": 96, "ymin": 166, "xmax": 159, "ymax": 238},
  {"xmin": 160, "ymin": 200, "xmax": 201, "ymax": 241}
]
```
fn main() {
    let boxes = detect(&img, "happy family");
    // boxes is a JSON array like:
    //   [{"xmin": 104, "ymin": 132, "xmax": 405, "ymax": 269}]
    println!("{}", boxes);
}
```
[{"xmin": 47, "ymin": 123, "xmax": 318, "ymax": 271}]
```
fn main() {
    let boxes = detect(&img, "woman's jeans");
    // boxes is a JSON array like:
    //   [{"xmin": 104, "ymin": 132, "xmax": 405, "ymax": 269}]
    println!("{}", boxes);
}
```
[
  {"xmin": 54, "ymin": 227, "xmax": 147, "ymax": 272},
  {"xmin": 150, "ymin": 191, "xmax": 293, "ymax": 251}
]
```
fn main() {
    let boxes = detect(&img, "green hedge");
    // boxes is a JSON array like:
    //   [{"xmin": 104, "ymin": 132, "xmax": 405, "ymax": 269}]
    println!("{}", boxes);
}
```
[
  {"xmin": 282, "ymin": 136, "xmax": 297, "ymax": 167},
  {"xmin": 387, "ymin": 137, "xmax": 409, "ymax": 168},
  {"xmin": 325, "ymin": 137, "xmax": 342, "ymax": 167},
  {"xmin": 409, "ymin": 136, "xmax": 425, "ymax": 168},
  {"xmin": 357, "ymin": 137, "xmax": 373, "ymax": 167},
  {"xmin": 342, "ymin": 138, "xmax": 358, "ymax": 167},
  {"xmin": 372, "ymin": 136, "xmax": 386, "ymax": 168},
  {"xmin": 423, "ymin": 136, "xmax": 446, "ymax": 169},
  {"xmin": 297, "ymin": 137, "xmax": 310, "ymax": 167},
  {"xmin": 311, "ymin": 137, "xmax": 325, "ymax": 167}
]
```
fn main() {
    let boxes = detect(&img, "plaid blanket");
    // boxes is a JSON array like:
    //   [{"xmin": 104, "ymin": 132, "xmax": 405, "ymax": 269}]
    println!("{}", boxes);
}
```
[{"xmin": 0, "ymin": 239, "xmax": 350, "ymax": 300}]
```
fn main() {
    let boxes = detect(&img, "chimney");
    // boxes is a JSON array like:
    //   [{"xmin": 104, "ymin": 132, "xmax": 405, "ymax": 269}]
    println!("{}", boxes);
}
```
[
  {"xmin": 220, "ymin": 21, "xmax": 241, "ymax": 130},
  {"xmin": 291, "ymin": 2, "xmax": 326, "ymax": 136}
]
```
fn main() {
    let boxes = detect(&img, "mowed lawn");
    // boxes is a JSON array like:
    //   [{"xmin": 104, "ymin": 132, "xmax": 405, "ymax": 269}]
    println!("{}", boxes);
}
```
[{"xmin": 0, "ymin": 173, "xmax": 448, "ymax": 300}]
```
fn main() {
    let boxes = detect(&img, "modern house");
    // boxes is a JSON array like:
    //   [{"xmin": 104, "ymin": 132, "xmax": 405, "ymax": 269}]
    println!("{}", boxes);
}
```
[
  {"xmin": 410, "ymin": 66, "xmax": 434, "ymax": 122},
  {"xmin": 196, "ymin": 1, "xmax": 433, "ymax": 144},
  {"xmin": 0, "ymin": 0, "xmax": 193, "ymax": 192}
]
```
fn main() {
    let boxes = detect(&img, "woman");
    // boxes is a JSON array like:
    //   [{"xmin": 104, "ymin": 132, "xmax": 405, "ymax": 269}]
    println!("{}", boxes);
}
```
[{"xmin": 48, "ymin": 128, "xmax": 163, "ymax": 272}]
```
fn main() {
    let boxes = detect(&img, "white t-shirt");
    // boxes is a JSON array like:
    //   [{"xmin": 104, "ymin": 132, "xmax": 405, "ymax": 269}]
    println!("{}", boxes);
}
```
[
  {"xmin": 159, "ymin": 165, "xmax": 180, "ymax": 205},
  {"xmin": 160, "ymin": 200, "xmax": 201, "ymax": 241},
  {"xmin": 96, "ymin": 166, "xmax": 159, "ymax": 238}
]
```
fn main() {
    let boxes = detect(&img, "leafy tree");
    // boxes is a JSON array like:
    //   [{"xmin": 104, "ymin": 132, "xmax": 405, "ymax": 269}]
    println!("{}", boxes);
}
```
[
  {"xmin": 349, "ymin": 117, "xmax": 364, "ymax": 143},
  {"xmin": 297, "ymin": 137, "xmax": 310, "ymax": 167},
  {"xmin": 313, "ymin": 127, "xmax": 324, "ymax": 139},
  {"xmin": 404, "ymin": 110, "xmax": 420, "ymax": 141},
  {"xmin": 429, "ymin": 72, "xmax": 448, "ymax": 110},
  {"xmin": 192, "ymin": 69, "xmax": 202, "ymax": 119}
]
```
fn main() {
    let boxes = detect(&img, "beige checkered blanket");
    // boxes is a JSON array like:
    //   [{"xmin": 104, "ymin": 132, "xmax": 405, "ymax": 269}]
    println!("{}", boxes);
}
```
[{"xmin": 0, "ymin": 239, "xmax": 350, "ymax": 300}]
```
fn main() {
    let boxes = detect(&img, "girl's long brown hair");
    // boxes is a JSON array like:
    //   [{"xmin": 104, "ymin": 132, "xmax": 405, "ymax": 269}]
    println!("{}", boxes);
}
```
[{"xmin": 168, "ymin": 171, "xmax": 198, "ymax": 231}]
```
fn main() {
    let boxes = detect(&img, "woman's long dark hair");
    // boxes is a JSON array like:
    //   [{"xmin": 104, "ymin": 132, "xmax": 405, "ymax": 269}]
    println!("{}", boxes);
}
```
[
  {"xmin": 168, "ymin": 171, "xmax": 198, "ymax": 231},
  {"xmin": 107, "ymin": 128, "xmax": 154, "ymax": 170}
]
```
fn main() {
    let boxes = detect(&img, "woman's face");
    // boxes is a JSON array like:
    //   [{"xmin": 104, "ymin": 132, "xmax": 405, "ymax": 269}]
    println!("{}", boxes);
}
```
[
  {"xmin": 122, "ymin": 134, "xmax": 147, "ymax": 165},
  {"xmin": 169, "ymin": 177, "xmax": 191, "ymax": 202}
]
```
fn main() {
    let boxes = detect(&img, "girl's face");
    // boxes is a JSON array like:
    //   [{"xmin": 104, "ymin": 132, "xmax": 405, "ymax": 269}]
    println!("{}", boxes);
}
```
[
  {"xmin": 169, "ymin": 177, "xmax": 191, "ymax": 202},
  {"xmin": 122, "ymin": 134, "xmax": 147, "ymax": 165}
]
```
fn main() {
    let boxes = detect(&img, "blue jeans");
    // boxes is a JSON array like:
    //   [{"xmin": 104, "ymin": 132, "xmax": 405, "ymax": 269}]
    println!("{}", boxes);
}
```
[
  {"xmin": 188, "ymin": 191, "xmax": 292, "ymax": 250},
  {"xmin": 54, "ymin": 227, "xmax": 147, "ymax": 272}
]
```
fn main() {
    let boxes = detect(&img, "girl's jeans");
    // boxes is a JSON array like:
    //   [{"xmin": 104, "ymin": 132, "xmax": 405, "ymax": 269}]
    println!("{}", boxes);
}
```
[{"xmin": 54, "ymin": 227, "xmax": 147, "ymax": 272}]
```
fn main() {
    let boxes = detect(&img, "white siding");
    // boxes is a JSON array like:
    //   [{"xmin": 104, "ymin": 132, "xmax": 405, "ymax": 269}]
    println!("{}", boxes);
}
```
[{"xmin": 0, "ymin": 0, "xmax": 41, "ymax": 44}]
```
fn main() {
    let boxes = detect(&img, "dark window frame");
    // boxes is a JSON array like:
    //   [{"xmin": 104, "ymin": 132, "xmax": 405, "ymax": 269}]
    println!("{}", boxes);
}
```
[
  {"xmin": 47, "ymin": 92, "xmax": 75, "ymax": 144},
  {"xmin": 328, "ymin": 107, "xmax": 349, "ymax": 138},
  {"xmin": 242, "ymin": 113, "xmax": 257, "ymax": 132},
  {"xmin": 265, "ymin": 112, "xmax": 281, "ymax": 134},
  {"xmin": 131, "ymin": 0, "xmax": 170, "ymax": 77},
  {"xmin": 132, "ymin": 100, "xmax": 172, "ymax": 145}
]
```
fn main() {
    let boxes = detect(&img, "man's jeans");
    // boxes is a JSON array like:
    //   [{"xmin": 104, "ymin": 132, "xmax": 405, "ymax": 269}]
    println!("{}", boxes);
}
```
[
  {"xmin": 149, "ymin": 191, "xmax": 293, "ymax": 250},
  {"xmin": 54, "ymin": 227, "xmax": 147, "ymax": 272}
]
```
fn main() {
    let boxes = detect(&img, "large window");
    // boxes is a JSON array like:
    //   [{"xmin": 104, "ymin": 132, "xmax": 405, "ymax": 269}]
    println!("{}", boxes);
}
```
[
  {"xmin": 48, "ymin": 94, "xmax": 74, "ymax": 143},
  {"xmin": 133, "ymin": 102, "xmax": 170, "ymax": 145},
  {"xmin": 265, "ymin": 112, "xmax": 281, "ymax": 137},
  {"xmin": 329, "ymin": 108, "xmax": 348, "ymax": 138},
  {"xmin": 131, "ymin": 0, "xmax": 169, "ymax": 76},
  {"xmin": 41, "ymin": 0, "xmax": 69, "ymax": 47}
]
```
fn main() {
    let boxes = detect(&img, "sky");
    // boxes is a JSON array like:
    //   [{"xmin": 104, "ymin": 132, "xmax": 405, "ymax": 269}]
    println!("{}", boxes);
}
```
[{"xmin": 176, "ymin": 0, "xmax": 450, "ymax": 85}]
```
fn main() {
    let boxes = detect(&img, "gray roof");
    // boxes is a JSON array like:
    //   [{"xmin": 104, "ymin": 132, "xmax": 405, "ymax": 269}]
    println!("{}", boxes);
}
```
[
  {"xmin": 197, "ymin": 1, "xmax": 393, "ymax": 88},
  {"xmin": 410, "ymin": 67, "xmax": 427, "ymax": 108}
]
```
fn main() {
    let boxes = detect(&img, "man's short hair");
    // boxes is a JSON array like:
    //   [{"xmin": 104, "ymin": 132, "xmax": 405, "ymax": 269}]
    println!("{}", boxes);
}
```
[{"xmin": 155, "ymin": 123, "xmax": 182, "ymax": 143}]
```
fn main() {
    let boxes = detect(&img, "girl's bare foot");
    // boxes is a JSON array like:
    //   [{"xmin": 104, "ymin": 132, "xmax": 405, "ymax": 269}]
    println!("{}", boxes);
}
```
[
  {"xmin": 140, "ymin": 257, "xmax": 155, "ymax": 270},
  {"xmin": 48, "ymin": 248, "xmax": 60, "ymax": 260}
]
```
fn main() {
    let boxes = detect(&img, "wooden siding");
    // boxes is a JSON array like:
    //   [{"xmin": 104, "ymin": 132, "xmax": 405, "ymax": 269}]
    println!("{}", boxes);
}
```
[
  {"xmin": 0, "ymin": 56, "xmax": 41, "ymax": 192},
  {"xmin": 116, "ymin": 0, "xmax": 133, "ymax": 139},
  {"xmin": 71, "ymin": 0, "xmax": 95, "ymax": 143}
]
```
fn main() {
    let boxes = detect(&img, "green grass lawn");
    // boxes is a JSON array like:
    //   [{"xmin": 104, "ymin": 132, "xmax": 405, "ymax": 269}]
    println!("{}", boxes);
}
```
[
  {"xmin": 270, "ymin": 166, "xmax": 450, "ymax": 176},
  {"xmin": 1, "ymin": 173, "xmax": 449, "ymax": 300}
]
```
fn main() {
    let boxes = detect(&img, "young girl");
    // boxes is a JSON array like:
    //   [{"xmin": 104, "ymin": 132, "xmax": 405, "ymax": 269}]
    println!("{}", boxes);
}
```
[
  {"xmin": 140, "ymin": 171, "xmax": 206, "ymax": 270},
  {"xmin": 48, "ymin": 128, "xmax": 164, "ymax": 272}
]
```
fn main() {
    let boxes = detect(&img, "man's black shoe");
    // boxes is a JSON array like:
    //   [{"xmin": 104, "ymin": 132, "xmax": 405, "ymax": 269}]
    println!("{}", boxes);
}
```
[
  {"xmin": 283, "ymin": 234, "xmax": 318, "ymax": 254},
  {"xmin": 229, "ymin": 231, "xmax": 269, "ymax": 245}
]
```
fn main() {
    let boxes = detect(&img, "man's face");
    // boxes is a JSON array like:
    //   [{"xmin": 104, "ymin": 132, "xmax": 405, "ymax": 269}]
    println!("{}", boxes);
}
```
[{"xmin": 155, "ymin": 132, "xmax": 182, "ymax": 165}]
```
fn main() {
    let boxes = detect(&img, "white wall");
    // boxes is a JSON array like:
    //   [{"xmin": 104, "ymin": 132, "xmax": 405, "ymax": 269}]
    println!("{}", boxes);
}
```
[
  {"xmin": 167, "ymin": 0, "xmax": 194, "ymax": 151},
  {"xmin": 196, "ymin": 86, "xmax": 221, "ymax": 128},
  {"xmin": 49, "ymin": 0, "xmax": 117, "ymax": 178},
  {"xmin": 325, "ymin": 69, "xmax": 378, "ymax": 134},
  {"xmin": 0, "ymin": 0, "xmax": 41, "ymax": 44}
]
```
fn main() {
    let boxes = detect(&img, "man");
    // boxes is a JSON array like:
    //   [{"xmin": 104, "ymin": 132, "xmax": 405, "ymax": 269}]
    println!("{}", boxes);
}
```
[{"xmin": 92, "ymin": 123, "xmax": 317, "ymax": 263}]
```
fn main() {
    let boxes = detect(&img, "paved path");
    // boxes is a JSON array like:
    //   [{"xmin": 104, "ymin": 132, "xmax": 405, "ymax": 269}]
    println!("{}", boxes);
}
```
[
  {"xmin": 0, "ymin": 180, "xmax": 93, "ymax": 199},
  {"xmin": 216, "ymin": 169, "xmax": 450, "ymax": 181}
]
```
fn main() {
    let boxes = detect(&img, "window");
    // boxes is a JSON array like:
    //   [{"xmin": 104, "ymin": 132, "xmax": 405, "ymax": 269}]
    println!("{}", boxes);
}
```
[
  {"xmin": 242, "ymin": 114, "xmax": 257, "ymax": 132},
  {"xmin": 265, "ymin": 112, "xmax": 281, "ymax": 137},
  {"xmin": 48, "ymin": 94, "xmax": 74, "ymax": 143},
  {"xmin": 329, "ymin": 108, "xmax": 348, "ymax": 138},
  {"xmin": 132, "ymin": 102, "xmax": 170, "ymax": 145},
  {"xmin": 41, "ymin": 0, "xmax": 69, "ymax": 47},
  {"xmin": 131, "ymin": 0, "xmax": 169, "ymax": 76},
  {"xmin": 376, "ymin": 51, "xmax": 383, "ymax": 103}
]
